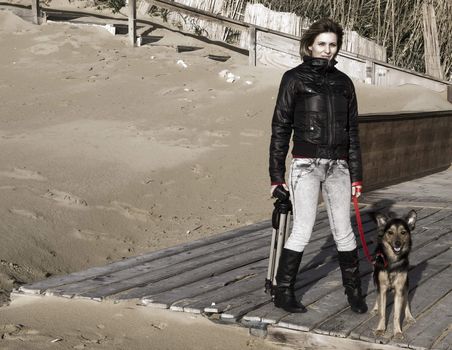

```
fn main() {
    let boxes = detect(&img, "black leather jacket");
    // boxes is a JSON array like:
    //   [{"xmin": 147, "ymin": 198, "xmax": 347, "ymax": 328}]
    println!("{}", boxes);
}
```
[{"xmin": 269, "ymin": 56, "xmax": 363, "ymax": 185}]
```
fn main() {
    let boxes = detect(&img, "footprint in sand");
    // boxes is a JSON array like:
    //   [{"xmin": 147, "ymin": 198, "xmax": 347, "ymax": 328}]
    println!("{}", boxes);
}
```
[
  {"xmin": 9, "ymin": 208, "xmax": 43, "ymax": 220},
  {"xmin": 96, "ymin": 201, "xmax": 150, "ymax": 222},
  {"xmin": 0, "ymin": 167, "xmax": 46, "ymax": 181},
  {"xmin": 72, "ymin": 228, "xmax": 124, "ymax": 242},
  {"xmin": 0, "ymin": 324, "xmax": 47, "ymax": 341},
  {"xmin": 44, "ymin": 189, "xmax": 88, "ymax": 208},
  {"xmin": 0, "ymin": 185, "xmax": 16, "ymax": 190},
  {"xmin": 240, "ymin": 129, "xmax": 264, "ymax": 138},
  {"xmin": 203, "ymin": 130, "xmax": 230, "ymax": 138},
  {"xmin": 29, "ymin": 43, "xmax": 60, "ymax": 55},
  {"xmin": 72, "ymin": 228, "xmax": 106, "ymax": 241}
]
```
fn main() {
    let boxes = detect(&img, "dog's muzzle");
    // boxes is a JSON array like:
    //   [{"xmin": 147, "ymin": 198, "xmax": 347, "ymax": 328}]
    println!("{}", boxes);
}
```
[{"xmin": 393, "ymin": 241, "xmax": 402, "ymax": 254}]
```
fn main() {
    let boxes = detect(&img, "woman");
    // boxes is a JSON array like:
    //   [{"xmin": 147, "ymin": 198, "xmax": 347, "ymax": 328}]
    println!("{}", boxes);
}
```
[{"xmin": 269, "ymin": 18, "xmax": 367, "ymax": 314}]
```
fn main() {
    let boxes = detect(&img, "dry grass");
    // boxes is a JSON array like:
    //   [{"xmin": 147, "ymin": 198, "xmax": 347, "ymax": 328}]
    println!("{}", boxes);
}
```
[{"xmin": 259, "ymin": 0, "xmax": 451, "ymax": 80}]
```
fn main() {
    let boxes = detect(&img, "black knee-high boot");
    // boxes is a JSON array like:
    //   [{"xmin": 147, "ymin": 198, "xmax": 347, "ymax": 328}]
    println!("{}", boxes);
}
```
[
  {"xmin": 273, "ymin": 248, "xmax": 307, "ymax": 313},
  {"xmin": 337, "ymin": 248, "xmax": 368, "ymax": 314}
]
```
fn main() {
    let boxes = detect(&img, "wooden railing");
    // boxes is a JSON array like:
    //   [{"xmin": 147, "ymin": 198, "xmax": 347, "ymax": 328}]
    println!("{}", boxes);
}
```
[
  {"xmin": 148, "ymin": 0, "xmax": 303, "ymax": 66},
  {"xmin": 27, "ymin": 0, "xmax": 452, "ymax": 93},
  {"xmin": 148, "ymin": 0, "xmax": 451, "ymax": 94}
]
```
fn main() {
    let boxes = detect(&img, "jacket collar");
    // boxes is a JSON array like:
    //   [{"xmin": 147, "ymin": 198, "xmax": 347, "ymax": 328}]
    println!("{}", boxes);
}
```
[{"xmin": 302, "ymin": 55, "xmax": 337, "ymax": 73}]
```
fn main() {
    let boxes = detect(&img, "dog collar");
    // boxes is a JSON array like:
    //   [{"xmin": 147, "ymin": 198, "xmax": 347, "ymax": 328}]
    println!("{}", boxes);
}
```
[{"xmin": 373, "ymin": 251, "xmax": 388, "ymax": 268}]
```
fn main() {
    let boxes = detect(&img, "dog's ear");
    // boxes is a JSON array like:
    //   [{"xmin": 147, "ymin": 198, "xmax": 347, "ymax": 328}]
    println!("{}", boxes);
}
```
[
  {"xmin": 406, "ymin": 210, "xmax": 417, "ymax": 230},
  {"xmin": 374, "ymin": 212, "xmax": 388, "ymax": 228}
]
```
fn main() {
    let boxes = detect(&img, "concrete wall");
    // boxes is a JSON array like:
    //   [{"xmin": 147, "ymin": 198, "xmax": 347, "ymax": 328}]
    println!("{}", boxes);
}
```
[{"xmin": 358, "ymin": 111, "xmax": 452, "ymax": 190}]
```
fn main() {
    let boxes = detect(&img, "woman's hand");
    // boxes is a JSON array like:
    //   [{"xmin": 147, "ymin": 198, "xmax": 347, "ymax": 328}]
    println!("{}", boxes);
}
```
[
  {"xmin": 271, "ymin": 183, "xmax": 289, "ymax": 197},
  {"xmin": 352, "ymin": 184, "xmax": 362, "ymax": 198}
]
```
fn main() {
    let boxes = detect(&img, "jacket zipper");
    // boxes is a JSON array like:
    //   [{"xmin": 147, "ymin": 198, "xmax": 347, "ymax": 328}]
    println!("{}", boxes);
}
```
[{"xmin": 325, "ymin": 72, "xmax": 334, "ymax": 146}]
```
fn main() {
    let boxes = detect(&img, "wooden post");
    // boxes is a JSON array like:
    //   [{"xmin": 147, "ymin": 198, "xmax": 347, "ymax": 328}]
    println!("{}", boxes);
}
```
[
  {"xmin": 422, "ymin": 2, "xmax": 443, "ymax": 79},
  {"xmin": 365, "ymin": 60, "xmax": 375, "ymax": 85},
  {"xmin": 248, "ymin": 25, "xmax": 256, "ymax": 66},
  {"xmin": 447, "ymin": 85, "xmax": 452, "ymax": 104},
  {"xmin": 128, "ymin": 0, "xmax": 137, "ymax": 46},
  {"xmin": 31, "ymin": 0, "xmax": 40, "ymax": 24}
]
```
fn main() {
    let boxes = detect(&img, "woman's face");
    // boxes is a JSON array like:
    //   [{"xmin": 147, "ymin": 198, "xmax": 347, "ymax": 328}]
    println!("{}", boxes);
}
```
[{"xmin": 308, "ymin": 32, "xmax": 338, "ymax": 60}]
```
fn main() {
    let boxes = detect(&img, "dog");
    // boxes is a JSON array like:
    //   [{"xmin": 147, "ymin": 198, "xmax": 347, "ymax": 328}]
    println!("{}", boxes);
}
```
[{"xmin": 372, "ymin": 210, "xmax": 417, "ymax": 339}]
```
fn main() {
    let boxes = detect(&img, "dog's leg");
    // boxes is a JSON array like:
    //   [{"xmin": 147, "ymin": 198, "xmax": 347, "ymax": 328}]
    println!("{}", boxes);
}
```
[
  {"xmin": 375, "ymin": 273, "xmax": 388, "ymax": 336},
  {"xmin": 393, "ymin": 273, "xmax": 408, "ymax": 339},
  {"xmin": 404, "ymin": 287, "xmax": 416, "ymax": 324},
  {"xmin": 375, "ymin": 288, "xmax": 387, "ymax": 336},
  {"xmin": 393, "ymin": 288, "xmax": 404, "ymax": 339},
  {"xmin": 371, "ymin": 296, "xmax": 379, "ymax": 315}
]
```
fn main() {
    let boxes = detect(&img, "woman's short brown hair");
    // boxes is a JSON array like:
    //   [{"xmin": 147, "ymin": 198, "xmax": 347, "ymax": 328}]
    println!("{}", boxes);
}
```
[{"xmin": 299, "ymin": 18, "xmax": 344, "ymax": 59}]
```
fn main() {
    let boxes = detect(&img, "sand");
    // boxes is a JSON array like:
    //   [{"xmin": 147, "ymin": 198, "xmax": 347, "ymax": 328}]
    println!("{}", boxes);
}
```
[
  {"xmin": 0, "ymin": 3, "xmax": 450, "ymax": 349},
  {"xmin": 0, "ymin": 296, "xmax": 285, "ymax": 350}
]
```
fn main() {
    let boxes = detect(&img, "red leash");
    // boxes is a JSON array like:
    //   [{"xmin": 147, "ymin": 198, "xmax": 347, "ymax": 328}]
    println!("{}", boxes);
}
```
[{"xmin": 352, "ymin": 196, "xmax": 374, "ymax": 264}]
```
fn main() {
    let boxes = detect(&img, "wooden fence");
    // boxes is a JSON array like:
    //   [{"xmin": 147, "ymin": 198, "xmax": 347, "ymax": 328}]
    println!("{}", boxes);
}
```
[{"xmin": 28, "ymin": 0, "xmax": 451, "ymax": 93}]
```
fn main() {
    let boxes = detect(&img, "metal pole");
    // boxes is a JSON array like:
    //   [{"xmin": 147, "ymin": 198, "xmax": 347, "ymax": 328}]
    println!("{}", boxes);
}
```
[
  {"xmin": 284, "ymin": 213, "xmax": 291, "ymax": 244},
  {"xmin": 273, "ymin": 213, "xmax": 287, "ymax": 284},
  {"xmin": 266, "ymin": 228, "xmax": 278, "ymax": 284}
]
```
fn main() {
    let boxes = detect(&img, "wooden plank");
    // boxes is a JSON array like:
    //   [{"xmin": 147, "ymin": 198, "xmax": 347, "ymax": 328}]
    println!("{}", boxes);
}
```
[
  {"xmin": 18, "ymin": 220, "xmax": 271, "ymax": 294},
  {"xmin": 48, "ymin": 234, "xmax": 272, "ymax": 298},
  {"xmin": 248, "ymin": 257, "xmax": 369, "ymax": 325},
  {"xmin": 221, "ymin": 242, "xmax": 377, "ymax": 324},
  {"xmin": 19, "ymin": 202, "xmax": 332, "ymax": 294},
  {"xmin": 79, "ymin": 244, "xmax": 270, "ymax": 300},
  {"xmin": 241, "ymin": 236, "xmax": 396, "ymax": 324},
  {"xmin": 266, "ymin": 326, "xmax": 400, "ymax": 350},
  {"xmin": 349, "ymin": 240, "xmax": 452, "ymax": 343},
  {"xmin": 427, "ymin": 211, "xmax": 452, "ymax": 229},
  {"xmin": 391, "ymin": 266, "xmax": 452, "ymax": 348},
  {"xmin": 175, "ymin": 209, "xmax": 376, "ymax": 318},
  {"xmin": 170, "ymin": 274, "xmax": 270, "ymax": 313},
  {"xmin": 141, "ymin": 259, "xmax": 268, "ymax": 309},
  {"xmin": 19, "ymin": 204, "xmax": 331, "ymax": 296},
  {"xmin": 240, "ymin": 264, "xmax": 346, "ymax": 325},
  {"xmin": 172, "ymin": 240, "xmax": 354, "ymax": 315},
  {"xmin": 182, "ymin": 271, "xmax": 265, "ymax": 313},
  {"xmin": 149, "ymin": 0, "xmax": 247, "ymax": 32},
  {"xmin": 121, "ymin": 259, "xmax": 267, "ymax": 303},
  {"xmin": 212, "ymin": 249, "xmax": 351, "ymax": 318},
  {"xmin": 219, "ymin": 289, "xmax": 273, "ymax": 322},
  {"xmin": 361, "ymin": 196, "xmax": 451, "ymax": 209},
  {"xmin": 242, "ymin": 218, "xmax": 444, "ymax": 325},
  {"xmin": 277, "ymin": 274, "xmax": 374, "ymax": 332},
  {"xmin": 256, "ymin": 46, "xmax": 300, "ymax": 70},
  {"xmin": 270, "ymin": 229, "xmax": 451, "ymax": 332},
  {"xmin": 416, "ymin": 209, "xmax": 452, "ymax": 229},
  {"xmin": 139, "ymin": 205, "xmax": 344, "ymax": 310},
  {"xmin": 314, "ymin": 248, "xmax": 452, "ymax": 338},
  {"xmin": 432, "ymin": 329, "xmax": 452, "ymax": 350},
  {"xmin": 256, "ymin": 31, "xmax": 299, "ymax": 56},
  {"xmin": 28, "ymin": 229, "xmax": 270, "ymax": 297},
  {"xmin": 402, "ymin": 292, "xmax": 451, "ymax": 349}
]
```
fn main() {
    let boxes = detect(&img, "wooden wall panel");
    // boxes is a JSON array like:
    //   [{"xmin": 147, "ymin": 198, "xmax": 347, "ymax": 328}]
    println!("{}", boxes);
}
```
[{"xmin": 359, "ymin": 112, "xmax": 452, "ymax": 190}]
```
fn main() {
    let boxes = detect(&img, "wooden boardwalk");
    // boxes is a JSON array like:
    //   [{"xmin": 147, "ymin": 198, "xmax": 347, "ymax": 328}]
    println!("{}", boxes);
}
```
[{"xmin": 13, "ymin": 168, "xmax": 452, "ymax": 350}]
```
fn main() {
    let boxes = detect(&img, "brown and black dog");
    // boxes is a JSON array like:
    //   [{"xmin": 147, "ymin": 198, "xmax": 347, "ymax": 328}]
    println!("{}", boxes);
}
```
[{"xmin": 372, "ymin": 210, "xmax": 417, "ymax": 339}]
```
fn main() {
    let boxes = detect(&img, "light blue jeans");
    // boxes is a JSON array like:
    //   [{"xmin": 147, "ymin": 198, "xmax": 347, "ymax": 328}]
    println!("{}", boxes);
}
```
[{"xmin": 285, "ymin": 158, "xmax": 357, "ymax": 253}]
